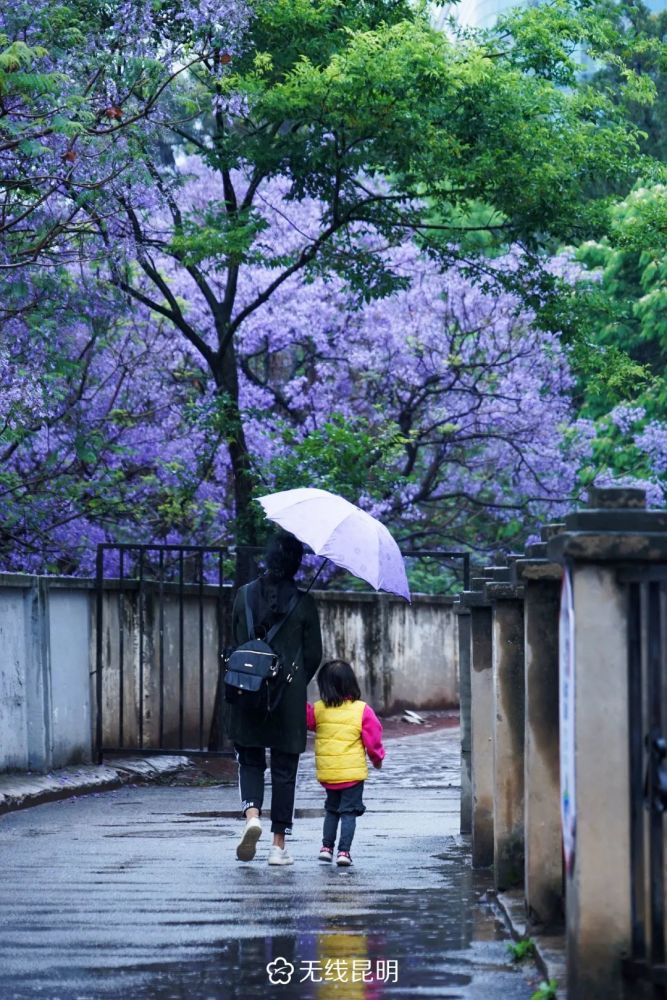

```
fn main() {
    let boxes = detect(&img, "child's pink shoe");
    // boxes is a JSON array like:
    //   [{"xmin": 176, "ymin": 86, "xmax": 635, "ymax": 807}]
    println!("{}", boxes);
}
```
[
  {"xmin": 336, "ymin": 850, "xmax": 353, "ymax": 867},
  {"xmin": 318, "ymin": 845, "xmax": 334, "ymax": 862}
]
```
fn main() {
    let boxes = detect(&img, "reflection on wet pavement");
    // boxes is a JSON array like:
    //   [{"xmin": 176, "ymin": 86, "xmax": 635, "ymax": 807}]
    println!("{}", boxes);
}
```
[{"xmin": 0, "ymin": 729, "xmax": 539, "ymax": 999}]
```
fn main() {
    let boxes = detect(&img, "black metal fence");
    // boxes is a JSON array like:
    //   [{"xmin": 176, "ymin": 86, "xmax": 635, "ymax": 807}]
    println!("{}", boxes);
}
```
[
  {"xmin": 94, "ymin": 543, "xmax": 232, "ymax": 762},
  {"xmin": 623, "ymin": 569, "xmax": 667, "ymax": 995}
]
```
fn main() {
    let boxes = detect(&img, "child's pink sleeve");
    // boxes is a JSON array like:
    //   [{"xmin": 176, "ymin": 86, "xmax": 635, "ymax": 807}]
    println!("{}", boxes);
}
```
[
  {"xmin": 361, "ymin": 705, "xmax": 385, "ymax": 766},
  {"xmin": 306, "ymin": 702, "xmax": 316, "ymax": 732}
]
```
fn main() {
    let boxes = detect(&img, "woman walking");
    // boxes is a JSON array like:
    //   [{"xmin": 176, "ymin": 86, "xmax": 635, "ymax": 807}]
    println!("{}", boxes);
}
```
[{"xmin": 229, "ymin": 533, "xmax": 323, "ymax": 866}]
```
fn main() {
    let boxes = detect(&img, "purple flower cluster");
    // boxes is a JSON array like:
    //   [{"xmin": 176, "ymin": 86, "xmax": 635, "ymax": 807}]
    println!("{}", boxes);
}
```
[
  {"xmin": 609, "ymin": 404, "xmax": 646, "ymax": 435},
  {"xmin": 4, "ymin": 149, "xmax": 667, "ymax": 571}
]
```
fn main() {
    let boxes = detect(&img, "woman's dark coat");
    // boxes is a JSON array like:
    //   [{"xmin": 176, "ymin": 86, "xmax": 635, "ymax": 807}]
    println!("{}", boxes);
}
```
[{"xmin": 226, "ymin": 577, "xmax": 322, "ymax": 755}]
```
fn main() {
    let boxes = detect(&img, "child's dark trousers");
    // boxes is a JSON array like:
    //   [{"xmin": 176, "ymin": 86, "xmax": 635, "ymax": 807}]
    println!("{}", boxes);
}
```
[{"xmin": 322, "ymin": 781, "xmax": 366, "ymax": 852}]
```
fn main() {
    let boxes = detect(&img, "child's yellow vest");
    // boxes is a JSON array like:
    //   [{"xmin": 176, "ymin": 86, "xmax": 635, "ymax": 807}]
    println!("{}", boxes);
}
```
[{"xmin": 314, "ymin": 699, "xmax": 368, "ymax": 784}]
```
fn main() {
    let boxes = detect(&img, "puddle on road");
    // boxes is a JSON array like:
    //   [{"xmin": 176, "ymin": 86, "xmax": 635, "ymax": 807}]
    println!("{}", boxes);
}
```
[
  {"xmin": 95, "ymin": 896, "xmax": 537, "ymax": 1000},
  {"xmin": 8, "ymin": 865, "xmax": 540, "ymax": 1000}
]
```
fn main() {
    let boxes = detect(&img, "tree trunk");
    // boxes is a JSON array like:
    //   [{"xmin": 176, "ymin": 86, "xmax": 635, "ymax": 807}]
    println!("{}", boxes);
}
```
[
  {"xmin": 213, "ymin": 339, "xmax": 260, "ymax": 589},
  {"xmin": 207, "ymin": 341, "xmax": 259, "ymax": 751}
]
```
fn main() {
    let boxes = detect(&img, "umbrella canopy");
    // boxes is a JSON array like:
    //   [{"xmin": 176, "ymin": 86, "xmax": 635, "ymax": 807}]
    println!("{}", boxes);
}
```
[{"xmin": 257, "ymin": 487, "xmax": 411, "ymax": 602}]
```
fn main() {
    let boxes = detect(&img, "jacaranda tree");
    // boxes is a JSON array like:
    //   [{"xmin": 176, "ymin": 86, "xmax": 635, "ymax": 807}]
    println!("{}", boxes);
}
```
[
  {"xmin": 78, "ymin": 0, "xmax": 656, "ymax": 556},
  {"xmin": 2, "ymin": 0, "xmax": 666, "ymax": 579},
  {"xmin": 0, "ymin": 222, "xmax": 588, "ymax": 573}
]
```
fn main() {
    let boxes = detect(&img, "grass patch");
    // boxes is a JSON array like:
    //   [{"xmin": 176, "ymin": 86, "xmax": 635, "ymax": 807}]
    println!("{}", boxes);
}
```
[
  {"xmin": 531, "ymin": 979, "xmax": 558, "ymax": 1000},
  {"xmin": 506, "ymin": 938, "xmax": 536, "ymax": 963}
]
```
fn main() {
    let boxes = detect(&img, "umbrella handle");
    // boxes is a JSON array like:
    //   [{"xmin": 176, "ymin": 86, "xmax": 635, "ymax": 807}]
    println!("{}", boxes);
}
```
[{"xmin": 303, "ymin": 557, "xmax": 328, "ymax": 595}]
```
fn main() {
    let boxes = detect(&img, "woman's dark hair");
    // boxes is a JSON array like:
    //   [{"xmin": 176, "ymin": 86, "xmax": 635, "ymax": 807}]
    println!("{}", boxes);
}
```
[
  {"xmin": 317, "ymin": 659, "xmax": 361, "ymax": 707},
  {"xmin": 265, "ymin": 532, "xmax": 304, "ymax": 581}
]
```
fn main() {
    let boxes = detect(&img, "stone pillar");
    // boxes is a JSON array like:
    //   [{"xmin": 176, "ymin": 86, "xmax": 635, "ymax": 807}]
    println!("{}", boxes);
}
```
[
  {"xmin": 516, "ymin": 546, "xmax": 563, "ymax": 928},
  {"xmin": 465, "ymin": 581, "xmax": 494, "ymax": 868},
  {"xmin": 455, "ymin": 603, "xmax": 473, "ymax": 834},
  {"xmin": 548, "ymin": 487, "xmax": 663, "ymax": 1000},
  {"xmin": 489, "ymin": 581, "xmax": 525, "ymax": 890}
]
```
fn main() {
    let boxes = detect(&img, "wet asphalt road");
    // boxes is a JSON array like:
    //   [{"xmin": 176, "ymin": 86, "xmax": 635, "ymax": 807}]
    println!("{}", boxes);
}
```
[{"xmin": 0, "ymin": 729, "xmax": 538, "ymax": 1000}]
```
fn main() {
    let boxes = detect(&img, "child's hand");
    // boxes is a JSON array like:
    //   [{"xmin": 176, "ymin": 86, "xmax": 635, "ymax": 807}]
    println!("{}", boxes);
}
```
[{"xmin": 373, "ymin": 759, "xmax": 383, "ymax": 770}]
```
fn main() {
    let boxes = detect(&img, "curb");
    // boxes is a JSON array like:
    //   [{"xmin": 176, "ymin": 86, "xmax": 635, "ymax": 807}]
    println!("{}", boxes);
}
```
[
  {"xmin": 493, "ymin": 888, "xmax": 568, "ymax": 998},
  {"xmin": 0, "ymin": 756, "xmax": 193, "ymax": 815}
]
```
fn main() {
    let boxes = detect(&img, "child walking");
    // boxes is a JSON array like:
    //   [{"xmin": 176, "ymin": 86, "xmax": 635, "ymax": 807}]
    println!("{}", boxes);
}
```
[{"xmin": 306, "ymin": 659, "xmax": 385, "ymax": 867}]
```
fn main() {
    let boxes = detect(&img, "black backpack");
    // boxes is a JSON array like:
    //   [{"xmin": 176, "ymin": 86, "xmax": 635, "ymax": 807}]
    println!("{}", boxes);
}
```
[{"xmin": 223, "ymin": 587, "xmax": 301, "ymax": 714}]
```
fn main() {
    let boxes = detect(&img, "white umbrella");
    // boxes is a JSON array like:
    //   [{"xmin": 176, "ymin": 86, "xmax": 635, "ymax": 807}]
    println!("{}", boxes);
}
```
[{"xmin": 257, "ymin": 487, "xmax": 410, "ymax": 601}]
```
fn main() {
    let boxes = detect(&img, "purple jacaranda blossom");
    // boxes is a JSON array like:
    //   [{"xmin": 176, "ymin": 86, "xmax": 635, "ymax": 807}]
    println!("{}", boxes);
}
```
[
  {"xmin": 3, "ymin": 151, "xmax": 667, "ymax": 572},
  {"xmin": 0, "ymin": 0, "xmax": 250, "ymax": 266},
  {"xmin": 634, "ymin": 422, "xmax": 667, "ymax": 476},
  {"xmin": 610, "ymin": 404, "xmax": 647, "ymax": 435},
  {"xmin": 593, "ymin": 470, "xmax": 665, "ymax": 507}
]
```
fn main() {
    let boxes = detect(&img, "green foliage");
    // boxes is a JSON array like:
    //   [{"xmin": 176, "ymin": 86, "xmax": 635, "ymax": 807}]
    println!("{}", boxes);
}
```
[
  {"xmin": 531, "ymin": 979, "xmax": 559, "ymax": 1000},
  {"xmin": 258, "ymin": 413, "xmax": 408, "ymax": 504},
  {"xmin": 0, "ymin": 35, "xmax": 52, "ymax": 89},
  {"xmin": 568, "ymin": 185, "xmax": 667, "ymax": 418},
  {"xmin": 575, "ymin": 408, "xmax": 654, "ymax": 492},
  {"xmin": 609, "ymin": 183, "xmax": 667, "ymax": 257},
  {"xmin": 588, "ymin": 0, "xmax": 667, "ymax": 166},
  {"xmin": 169, "ymin": 207, "xmax": 269, "ymax": 269},
  {"xmin": 402, "ymin": 557, "xmax": 464, "ymax": 597},
  {"xmin": 570, "ymin": 339, "xmax": 652, "ymax": 417},
  {"xmin": 177, "ymin": 0, "xmax": 660, "ymax": 292},
  {"xmin": 506, "ymin": 938, "xmax": 536, "ymax": 963}
]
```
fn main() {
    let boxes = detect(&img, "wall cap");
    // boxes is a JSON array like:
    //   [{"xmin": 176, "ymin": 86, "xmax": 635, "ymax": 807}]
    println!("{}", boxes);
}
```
[
  {"xmin": 459, "ymin": 590, "xmax": 492, "ymax": 608},
  {"xmin": 565, "ymin": 509, "xmax": 667, "ymax": 533},
  {"xmin": 514, "ymin": 559, "xmax": 563, "ymax": 582},
  {"xmin": 485, "ymin": 582, "xmax": 525, "ymax": 600},
  {"xmin": 548, "ymin": 531, "xmax": 667, "ymax": 563},
  {"xmin": 0, "ymin": 572, "xmax": 454, "ymax": 605}
]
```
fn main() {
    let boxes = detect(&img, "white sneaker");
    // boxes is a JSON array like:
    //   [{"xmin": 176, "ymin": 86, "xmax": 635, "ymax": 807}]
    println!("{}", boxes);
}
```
[
  {"xmin": 268, "ymin": 845, "xmax": 294, "ymax": 866},
  {"xmin": 236, "ymin": 817, "xmax": 262, "ymax": 862}
]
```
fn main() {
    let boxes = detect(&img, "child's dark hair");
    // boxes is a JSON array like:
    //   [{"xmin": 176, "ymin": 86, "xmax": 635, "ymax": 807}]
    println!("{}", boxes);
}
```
[{"xmin": 317, "ymin": 659, "xmax": 361, "ymax": 707}]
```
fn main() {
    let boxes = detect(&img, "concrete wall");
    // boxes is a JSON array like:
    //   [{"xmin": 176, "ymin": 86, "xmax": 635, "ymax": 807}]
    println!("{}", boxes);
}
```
[
  {"xmin": 0, "ymin": 575, "xmax": 458, "ymax": 771},
  {"xmin": 0, "ymin": 576, "xmax": 92, "ymax": 772},
  {"xmin": 48, "ymin": 588, "xmax": 92, "ymax": 767},
  {"xmin": 100, "ymin": 587, "xmax": 458, "ymax": 749},
  {"xmin": 0, "ymin": 584, "xmax": 31, "ymax": 770},
  {"xmin": 565, "ymin": 564, "xmax": 632, "ymax": 1000},
  {"xmin": 312, "ymin": 592, "xmax": 459, "ymax": 714}
]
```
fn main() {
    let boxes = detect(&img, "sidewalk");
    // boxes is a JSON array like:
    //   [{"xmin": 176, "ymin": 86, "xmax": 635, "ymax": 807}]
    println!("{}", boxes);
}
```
[
  {"xmin": 0, "ymin": 709, "xmax": 460, "ymax": 815},
  {"xmin": 0, "ymin": 755, "xmax": 192, "ymax": 813}
]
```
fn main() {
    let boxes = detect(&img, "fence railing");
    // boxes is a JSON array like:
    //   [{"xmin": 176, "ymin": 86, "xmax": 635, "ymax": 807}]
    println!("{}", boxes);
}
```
[{"xmin": 95, "ymin": 543, "xmax": 231, "ymax": 761}]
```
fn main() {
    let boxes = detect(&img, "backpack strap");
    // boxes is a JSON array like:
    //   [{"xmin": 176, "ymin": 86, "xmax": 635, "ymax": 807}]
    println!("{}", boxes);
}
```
[
  {"xmin": 244, "ymin": 587, "xmax": 256, "ymax": 640},
  {"xmin": 266, "ymin": 591, "xmax": 300, "ymax": 644},
  {"xmin": 242, "ymin": 584, "xmax": 300, "ymax": 644},
  {"xmin": 244, "ymin": 556, "xmax": 328, "ymax": 646}
]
